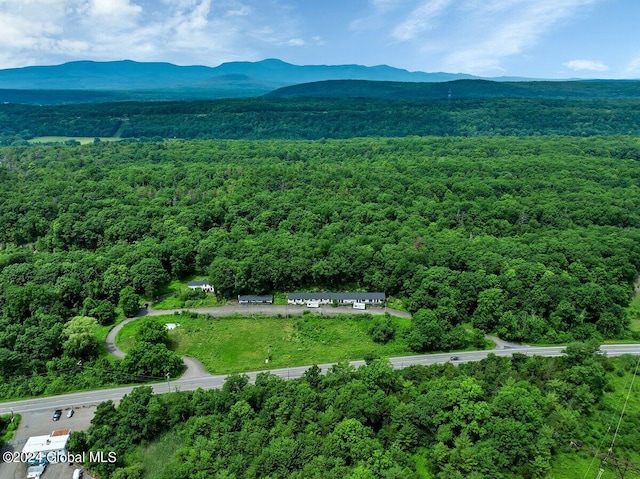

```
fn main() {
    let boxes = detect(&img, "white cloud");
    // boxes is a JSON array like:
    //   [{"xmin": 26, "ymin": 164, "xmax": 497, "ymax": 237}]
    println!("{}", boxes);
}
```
[
  {"xmin": 563, "ymin": 59, "xmax": 608, "ymax": 71},
  {"xmin": 392, "ymin": 0, "xmax": 453, "ymax": 41},
  {"xmin": 87, "ymin": 0, "xmax": 142, "ymax": 18},
  {"xmin": 285, "ymin": 38, "xmax": 305, "ymax": 46},
  {"xmin": 623, "ymin": 56, "xmax": 640, "ymax": 76},
  {"xmin": 0, "ymin": 0, "xmax": 294, "ymax": 67},
  {"xmin": 225, "ymin": 5, "xmax": 251, "ymax": 16},
  {"xmin": 436, "ymin": 0, "xmax": 599, "ymax": 74}
]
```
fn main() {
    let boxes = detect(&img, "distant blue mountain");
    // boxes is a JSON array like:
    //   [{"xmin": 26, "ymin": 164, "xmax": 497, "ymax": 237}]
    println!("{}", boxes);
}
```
[{"xmin": 0, "ymin": 59, "xmax": 481, "ymax": 94}]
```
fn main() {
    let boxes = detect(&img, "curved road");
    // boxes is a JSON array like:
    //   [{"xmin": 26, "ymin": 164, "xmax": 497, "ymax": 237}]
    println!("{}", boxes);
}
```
[{"xmin": 2, "ymin": 343, "xmax": 640, "ymax": 415}]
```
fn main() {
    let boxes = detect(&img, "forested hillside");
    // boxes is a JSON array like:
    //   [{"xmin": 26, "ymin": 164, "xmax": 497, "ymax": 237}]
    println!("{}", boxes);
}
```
[
  {"xmin": 1, "ymin": 137, "xmax": 639, "ymax": 399},
  {"xmin": 3, "ymin": 97, "xmax": 640, "ymax": 145},
  {"xmin": 71, "ymin": 348, "xmax": 640, "ymax": 479},
  {"xmin": 266, "ymin": 78, "xmax": 640, "ymax": 100}
]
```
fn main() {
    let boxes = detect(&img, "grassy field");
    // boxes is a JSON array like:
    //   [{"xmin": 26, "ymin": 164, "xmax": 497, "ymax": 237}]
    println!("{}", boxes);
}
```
[
  {"xmin": 116, "ymin": 312, "xmax": 414, "ymax": 374},
  {"xmin": 137, "ymin": 430, "xmax": 184, "ymax": 479},
  {"xmin": 549, "ymin": 356, "xmax": 640, "ymax": 479},
  {"xmin": 28, "ymin": 136, "xmax": 121, "ymax": 145}
]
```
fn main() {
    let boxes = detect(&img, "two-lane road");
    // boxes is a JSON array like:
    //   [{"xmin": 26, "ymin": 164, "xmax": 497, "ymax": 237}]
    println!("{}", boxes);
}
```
[{"xmin": 1, "ymin": 343, "xmax": 638, "ymax": 415}]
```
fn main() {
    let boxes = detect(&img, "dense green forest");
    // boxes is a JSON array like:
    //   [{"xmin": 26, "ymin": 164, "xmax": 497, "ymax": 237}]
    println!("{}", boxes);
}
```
[
  {"xmin": 266, "ymin": 78, "xmax": 640, "ymax": 100},
  {"xmin": 70, "ymin": 347, "xmax": 640, "ymax": 479},
  {"xmin": 1, "ymin": 136, "xmax": 639, "ymax": 399},
  {"xmin": 3, "ymin": 97, "xmax": 640, "ymax": 145}
]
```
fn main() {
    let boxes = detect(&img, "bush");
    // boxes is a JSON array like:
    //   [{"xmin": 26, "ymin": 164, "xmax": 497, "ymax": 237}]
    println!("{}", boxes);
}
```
[
  {"xmin": 368, "ymin": 315, "xmax": 396, "ymax": 344},
  {"xmin": 178, "ymin": 288, "xmax": 207, "ymax": 301}
]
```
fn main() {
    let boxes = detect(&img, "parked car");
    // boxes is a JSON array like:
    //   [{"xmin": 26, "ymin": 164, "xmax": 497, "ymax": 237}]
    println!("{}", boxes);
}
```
[
  {"xmin": 67, "ymin": 408, "xmax": 74, "ymax": 418},
  {"xmin": 26, "ymin": 463, "xmax": 46, "ymax": 478},
  {"xmin": 449, "ymin": 356, "xmax": 460, "ymax": 361},
  {"xmin": 52, "ymin": 409, "xmax": 62, "ymax": 421}
]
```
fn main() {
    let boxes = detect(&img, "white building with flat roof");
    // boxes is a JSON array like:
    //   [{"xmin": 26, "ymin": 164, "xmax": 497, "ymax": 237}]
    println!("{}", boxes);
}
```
[{"xmin": 22, "ymin": 429, "xmax": 70, "ymax": 464}]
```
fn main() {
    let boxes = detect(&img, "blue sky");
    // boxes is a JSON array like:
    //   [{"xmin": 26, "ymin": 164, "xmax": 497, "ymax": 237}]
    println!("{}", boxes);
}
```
[{"xmin": 0, "ymin": 0, "xmax": 638, "ymax": 79}]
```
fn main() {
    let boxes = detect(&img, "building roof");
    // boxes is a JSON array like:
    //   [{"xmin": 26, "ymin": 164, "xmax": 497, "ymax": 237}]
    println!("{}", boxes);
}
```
[
  {"xmin": 187, "ymin": 280, "xmax": 210, "ymax": 287},
  {"xmin": 238, "ymin": 295, "xmax": 273, "ymax": 302},
  {"xmin": 22, "ymin": 431, "xmax": 70, "ymax": 454},
  {"xmin": 287, "ymin": 292, "xmax": 386, "ymax": 301}
]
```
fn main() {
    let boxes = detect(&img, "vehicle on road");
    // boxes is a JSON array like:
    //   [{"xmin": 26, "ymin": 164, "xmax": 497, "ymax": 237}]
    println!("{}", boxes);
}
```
[
  {"xmin": 73, "ymin": 469, "xmax": 83, "ymax": 479},
  {"xmin": 450, "ymin": 356, "xmax": 459, "ymax": 361},
  {"xmin": 52, "ymin": 409, "xmax": 62, "ymax": 421},
  {"xmin": 67, "ymin": 408, "xmax": 74, "ymax": 418}
]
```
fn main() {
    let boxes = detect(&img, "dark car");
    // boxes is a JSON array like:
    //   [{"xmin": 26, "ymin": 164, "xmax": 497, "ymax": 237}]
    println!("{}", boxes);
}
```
[
  {"xmin": 52, "ymin": 409, "xmax": 62, "ymax": 421},
  {"xmin": 449, "ymin": 355, "xmax": 460, "ymax": 361}
]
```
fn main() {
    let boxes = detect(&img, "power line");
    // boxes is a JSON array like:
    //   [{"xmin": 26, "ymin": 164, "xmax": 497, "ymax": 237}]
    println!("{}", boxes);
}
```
[{"xmin": 593, "ymin": 355, "xmax": 640, "ymax": 479}]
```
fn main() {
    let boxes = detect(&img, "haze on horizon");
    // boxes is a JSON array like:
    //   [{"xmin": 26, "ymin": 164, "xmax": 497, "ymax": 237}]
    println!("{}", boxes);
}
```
[{"xmin": 0, "ymin": 0, "xmax": 638, "ymax": 80}]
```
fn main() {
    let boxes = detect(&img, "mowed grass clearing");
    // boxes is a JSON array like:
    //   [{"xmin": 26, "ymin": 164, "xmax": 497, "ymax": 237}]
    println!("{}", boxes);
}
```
[
  {"xmin": 28, "ymin": 136, "xmax": 121, "ymax": 145},
  {"xmin": 116, "ymin": 312, "xmax": 413, "ymax": 374}
]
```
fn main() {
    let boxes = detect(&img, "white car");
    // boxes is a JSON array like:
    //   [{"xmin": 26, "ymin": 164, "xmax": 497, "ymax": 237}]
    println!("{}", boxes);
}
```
[
  {"xmin": 67, "ymin": 408, "xmax": 74, "ymax": 418},
  {"xmin": 26, "ymin": 464, "xmax": 45, "ymax": 478}
]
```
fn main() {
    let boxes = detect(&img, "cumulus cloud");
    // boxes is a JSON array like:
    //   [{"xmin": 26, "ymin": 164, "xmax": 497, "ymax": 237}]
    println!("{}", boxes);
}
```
[
  {"xmin": 0, "ymin": 0, "xmax": 300, "ymax": 67},
  {"xmin": 563, "ymin": 59, "xmax": 609, "ymax": 71}
]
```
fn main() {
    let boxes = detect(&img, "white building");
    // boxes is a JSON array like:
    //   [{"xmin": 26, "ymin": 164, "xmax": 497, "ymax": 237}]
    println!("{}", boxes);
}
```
[
  {"xmin": 287, "ymin": 292, "xmax": 386, "ymax": 306},
  {"xmin": 22, "ymin": 429, "xmax": 71, "ymax": 465},
  {"xmin": 187, "ymin": 280, "xmax": 215, "ymax": 293}
]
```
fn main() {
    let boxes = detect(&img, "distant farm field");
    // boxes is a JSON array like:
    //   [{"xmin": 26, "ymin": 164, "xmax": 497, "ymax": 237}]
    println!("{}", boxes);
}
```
[
  {"xmin": 116, "ymin": 312, "xmax": 414, "ymax": 374},
  {"xmin": 28, "ymin": 136, "xmax": 120, "ymax": 144}
]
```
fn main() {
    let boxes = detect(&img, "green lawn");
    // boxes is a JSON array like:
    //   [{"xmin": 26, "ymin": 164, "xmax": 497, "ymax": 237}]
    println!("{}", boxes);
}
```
[
  {"xmin": 116, "ymin": 312, "xmax": 414, "ymax": 374},
  {"xmin": 28, "ymin": 136, "xmax": 121, "ymax": 145}
]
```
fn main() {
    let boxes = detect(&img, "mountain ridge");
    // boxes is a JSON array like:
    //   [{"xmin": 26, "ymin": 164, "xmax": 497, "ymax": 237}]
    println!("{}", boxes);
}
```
[
  {"xmin": 0, "ymin": 58, "xmax": 487, "ymax": 92},
  {"xmin": 1, "ymin": 59, "xmax": 636, "ymax": 105}
]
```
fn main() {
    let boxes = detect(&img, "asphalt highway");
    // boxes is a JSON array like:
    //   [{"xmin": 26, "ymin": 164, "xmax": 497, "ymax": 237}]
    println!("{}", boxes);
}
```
[{"xmin": 1, "ymin": 343, "xmax": 638, "ymax": 415}]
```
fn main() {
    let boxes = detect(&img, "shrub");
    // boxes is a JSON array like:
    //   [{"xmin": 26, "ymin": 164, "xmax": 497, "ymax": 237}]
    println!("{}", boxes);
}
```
[{"xmin": 368, "ymin": 315, "xmax": 396, "ymax": 344}]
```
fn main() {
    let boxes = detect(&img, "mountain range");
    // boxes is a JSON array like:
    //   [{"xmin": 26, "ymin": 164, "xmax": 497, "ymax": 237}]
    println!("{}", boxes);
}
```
[
  {"xmin": 0, "ymin": 58, "xmax": 483, "ymax": 92},
  {"xmin": 1, "ymin": 59, "xmax": 638, "ymax": 105},
  {"xmin": 0, "ymin": 59, "xmax": 496, "ymax": 104}
]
